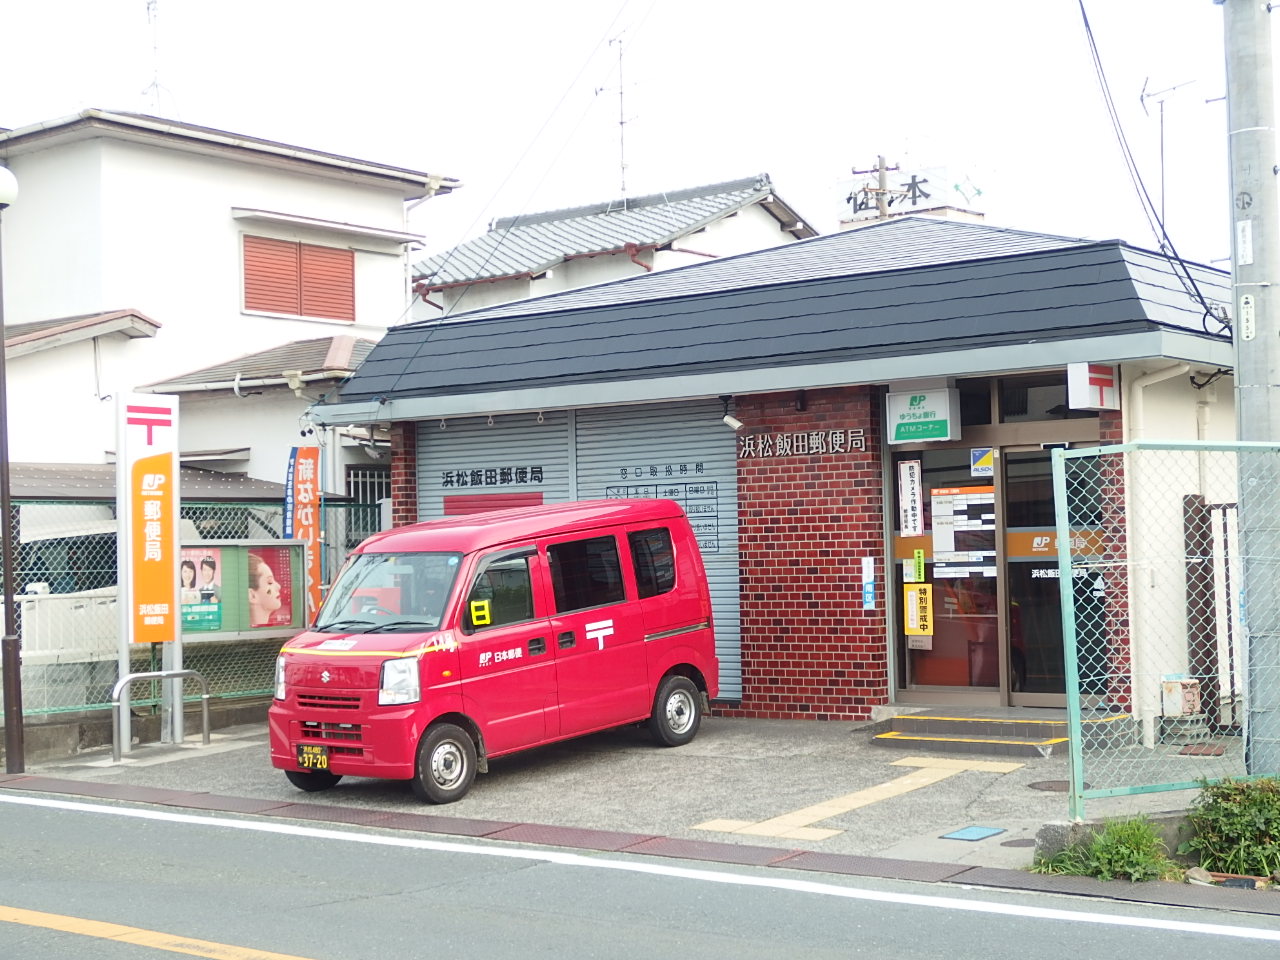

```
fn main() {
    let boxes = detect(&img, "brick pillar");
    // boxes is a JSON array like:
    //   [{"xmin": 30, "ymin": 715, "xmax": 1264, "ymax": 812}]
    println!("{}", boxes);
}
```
[
  {"xmin": 1093, "ymin": 409, "xmax": 1131, "ymax": 709},
  {"xmin": 719, "ymin": 386, "xmax": 888, "ymax": 721},
  {"xmin": 389, "ymin": 422, "xmax": 419, "ymax": 527}
]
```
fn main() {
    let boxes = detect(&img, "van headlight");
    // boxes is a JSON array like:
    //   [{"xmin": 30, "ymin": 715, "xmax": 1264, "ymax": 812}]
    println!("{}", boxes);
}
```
[
  {"xmin": 378, "ymin": 657, "xmax": 420, "ymax": 705},
  {"xmin": 273, "ymin": 655, "xmax": 286, "ymax": 701}
]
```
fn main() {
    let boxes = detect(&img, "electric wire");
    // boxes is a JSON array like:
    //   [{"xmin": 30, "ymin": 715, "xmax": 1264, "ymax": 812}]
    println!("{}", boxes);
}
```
[
  {"xmin": 407, "ymin": 1, "xmax": 635, "ymax": 326},
  {"xmin": 1077, "ymin": 0, "xmax": 1230, "ymax": 338},
  {"xmin": 314, "ymin": 2, "xmax": 635, "ymax": 413}
]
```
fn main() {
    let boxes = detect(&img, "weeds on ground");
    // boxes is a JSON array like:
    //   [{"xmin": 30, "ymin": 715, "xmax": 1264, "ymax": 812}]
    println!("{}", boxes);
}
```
[
  {"xmin": 1180, "ymin": 776, "xmax": 1280, "ymax": 877},
  {"xmin": 1031, "ymin": 816, "xmax": 1183, "ymax": 883}
]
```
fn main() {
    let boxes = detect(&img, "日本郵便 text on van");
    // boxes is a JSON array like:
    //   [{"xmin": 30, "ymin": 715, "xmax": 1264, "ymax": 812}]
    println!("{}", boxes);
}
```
[{"xmin": 268, "ymin": 499, "xmax": 719, "ymax": 803}]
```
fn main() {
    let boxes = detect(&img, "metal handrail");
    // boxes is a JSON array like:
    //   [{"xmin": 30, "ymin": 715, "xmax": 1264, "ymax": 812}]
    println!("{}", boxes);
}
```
[{"xmin": 111, "ymin": 670, "xmax": 211, "ymax": 763}]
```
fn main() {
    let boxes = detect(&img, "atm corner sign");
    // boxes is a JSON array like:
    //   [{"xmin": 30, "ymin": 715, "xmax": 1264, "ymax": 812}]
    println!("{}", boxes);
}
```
[{"xmin": 887, "ymin": 389, "xmax": 960, "ymax": 444}]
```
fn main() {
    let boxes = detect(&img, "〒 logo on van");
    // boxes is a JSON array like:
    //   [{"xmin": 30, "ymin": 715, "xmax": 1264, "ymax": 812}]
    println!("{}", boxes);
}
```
[{"xmin": 585, "ymin": 619, "xmax": 615, "ymax": 650}]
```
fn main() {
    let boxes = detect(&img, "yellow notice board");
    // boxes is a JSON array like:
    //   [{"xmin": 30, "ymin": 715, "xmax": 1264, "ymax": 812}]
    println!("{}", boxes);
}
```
[{"xmin": 903, "ymin": 583, "xmax": 933, "ymax": 636}]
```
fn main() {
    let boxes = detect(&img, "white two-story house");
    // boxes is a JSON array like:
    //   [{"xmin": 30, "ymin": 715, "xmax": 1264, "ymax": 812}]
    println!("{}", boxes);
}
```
[{"xmin": 0, "ymin": 109, "xmax": 456, "ymax": 492}]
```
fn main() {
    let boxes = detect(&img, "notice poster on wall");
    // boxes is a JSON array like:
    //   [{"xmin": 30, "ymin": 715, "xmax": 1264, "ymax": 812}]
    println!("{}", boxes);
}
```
[
  {"xmin": 247, "ymin": 546, "xmax": 293, "ymax": 628},
  {"xmin": 930, "ymin": 485, "xmax": 997, "ymax": 578},
  {"xmin": 180, "ymin": 547, "xmax": 222, "ymax": 631},
  {"xmin": 903, "ymin": 583, "xmax": 933, "ymax": 648},
  {"xmin": 898, "ymin": 460, "xmax": 923, "ymax": 536}
]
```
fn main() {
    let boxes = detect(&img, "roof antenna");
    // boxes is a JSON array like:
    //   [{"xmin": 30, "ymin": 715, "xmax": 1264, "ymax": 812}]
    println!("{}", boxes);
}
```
[
  {"xmin": 597, "ymin": 35, "xmax": 635, "ymax": 211},
  {"xmin": 142, "ymin": 1, "xmax": 162, "ymax": 113},
  {"xmin": 1139, "ymin": 77, "xmax": 1194, "ymax": 232}
]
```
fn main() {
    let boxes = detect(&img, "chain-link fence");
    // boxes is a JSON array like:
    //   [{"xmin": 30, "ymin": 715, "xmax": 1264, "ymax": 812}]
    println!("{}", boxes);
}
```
[
  {"xmin": 4, "ymin": 498, "xmax": 380, "ymax": 718},
  {"xmin": 1053, "ymin": 441, "xmax": 1280, "ymax": 819}
]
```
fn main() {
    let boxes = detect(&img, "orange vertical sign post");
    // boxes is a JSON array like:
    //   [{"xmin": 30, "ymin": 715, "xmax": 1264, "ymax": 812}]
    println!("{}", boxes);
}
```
[
  {"xmin": 116, "ymin": 392, "xmax": 182, "ymax": 752},
  {"xmin": 117, "ymin": 394, "xmax": 181, "ymax": 646},
  {"xmin": 285, "ymin": 446, "xmax": 323, "ymax": 620}
]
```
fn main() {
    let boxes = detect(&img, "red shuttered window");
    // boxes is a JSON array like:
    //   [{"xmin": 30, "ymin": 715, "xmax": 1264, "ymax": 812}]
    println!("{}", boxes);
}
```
[{"xmin": 243, "ymin": 235, "xmax": 354, "ymax": 321}]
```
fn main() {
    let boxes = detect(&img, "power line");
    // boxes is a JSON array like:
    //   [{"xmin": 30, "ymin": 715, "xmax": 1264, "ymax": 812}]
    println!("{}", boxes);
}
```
[{"xmin": 1077, "ymin": 0, "xmax": 1229, "ymax": 337}]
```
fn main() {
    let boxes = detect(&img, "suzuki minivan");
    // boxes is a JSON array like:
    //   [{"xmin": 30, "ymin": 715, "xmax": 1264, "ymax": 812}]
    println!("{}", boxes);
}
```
[{"xmin": 268, "ymin": 499, "xmax": 719, "ymax": 803}]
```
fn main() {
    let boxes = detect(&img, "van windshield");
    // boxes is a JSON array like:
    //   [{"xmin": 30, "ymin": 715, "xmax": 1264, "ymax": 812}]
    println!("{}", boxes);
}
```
[{"xmin": 315, "ymin": 552, "xmax": 462, "ymax": 633}]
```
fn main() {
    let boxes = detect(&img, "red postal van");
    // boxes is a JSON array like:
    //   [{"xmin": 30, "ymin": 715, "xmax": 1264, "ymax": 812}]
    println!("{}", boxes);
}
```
[{"xmin": 268, "ymin": 499, "xmax": 719, "ymax": 803}]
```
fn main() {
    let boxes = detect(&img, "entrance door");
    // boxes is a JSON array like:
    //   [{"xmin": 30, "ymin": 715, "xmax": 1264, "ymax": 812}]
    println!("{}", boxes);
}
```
[
  {"xmin": 892, "ymin": 446, "xmax": 1074, "ymax": 706},
  {"xmin": 1004, "ymin": 448, "xmax": 1081, "ymax": 706},
  {"xmin": 893, "ymin": 449, "xmax": 1000, "ymax": 694}
]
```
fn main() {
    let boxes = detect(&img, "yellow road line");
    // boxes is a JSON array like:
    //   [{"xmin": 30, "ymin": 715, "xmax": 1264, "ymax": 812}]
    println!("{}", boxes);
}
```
[
  {"xmin": 0, "ymin": 904, "xmax": 320, "ymax": 960},
  {"xmin": 692, "ymin": 755, "xmax": 1023, "ymax": 840}
]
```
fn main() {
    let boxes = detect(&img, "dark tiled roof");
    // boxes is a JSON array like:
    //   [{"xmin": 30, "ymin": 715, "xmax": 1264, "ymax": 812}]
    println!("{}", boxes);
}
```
[
  {"xmin": 144, "ymin": 336, "xmax": 375, "ymax": 390},
  {"xmin": 333, "ymin": 217, "xmax": 1229, "ymax": 405},
  {"xmin": 441, "ymin": 217, "xmax": 1098, "ymax": 320},
  {"xmin": 13, "ymin": 463, "xmax": 288, "ymax": 501},
  {"xmin": 414, "ymin": 174, "xmax": 815, "ymax": 286}
]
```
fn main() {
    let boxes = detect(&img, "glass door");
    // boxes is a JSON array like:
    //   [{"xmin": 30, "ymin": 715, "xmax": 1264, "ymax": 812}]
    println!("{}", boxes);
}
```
[
  {"xmin": 1004, "ymin": 449, "xmax": 1067, "ymax": 705},
  {"xmin": 892, "ymin": 448, "xmax": 999, "ymax": 693},
  {"xmin": 892, "ymin": 445, "xmax": 1077, "ymax": 705}
]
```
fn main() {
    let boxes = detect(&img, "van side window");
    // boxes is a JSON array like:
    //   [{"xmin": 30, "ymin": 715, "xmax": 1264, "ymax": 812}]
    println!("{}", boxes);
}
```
[
  {"xmin": 548, "ymin": 536, "xmax": 625, "ymax": 612},
  {"xmin": 463, "ymin": 554, "xmax": 535, "ymax": 632},
  {"xmin": 628, "ymin": 527, "xmax": 676, "ymax": 599}
]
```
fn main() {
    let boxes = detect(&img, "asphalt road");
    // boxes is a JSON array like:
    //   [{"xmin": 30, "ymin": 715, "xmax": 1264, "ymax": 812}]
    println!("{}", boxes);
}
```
[
  {"xmin": 25, "ymin": 715, "xmax": 1205, "ymax": 870},
  {"xmin": 3, "ymin": 792, "xmax": 1280, "ymax": 960}
]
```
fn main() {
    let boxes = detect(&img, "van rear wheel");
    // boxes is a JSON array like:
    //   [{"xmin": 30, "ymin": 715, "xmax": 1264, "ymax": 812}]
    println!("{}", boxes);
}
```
[
  {"xmin": 649, "ymin": 675, "xmax": 701, "ymax": 747},
  {"xmin": 285, "ymin": 769, "xmax": 342, "ymax": 792},
  {"xmin": 412, "ymin": 723, "xmax": 477, "ymax": 804}
]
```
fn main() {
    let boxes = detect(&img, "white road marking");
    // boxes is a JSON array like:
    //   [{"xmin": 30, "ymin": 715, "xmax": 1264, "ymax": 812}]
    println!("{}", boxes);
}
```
[{"xmin": 1, "ymin": 792, "xmax": 1277, "ymax": 942}]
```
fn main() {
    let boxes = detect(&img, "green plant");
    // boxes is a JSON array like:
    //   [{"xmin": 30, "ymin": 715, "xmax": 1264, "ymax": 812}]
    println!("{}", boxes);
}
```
[
  {"xmin": 1032, "ymin": 816, "xmax": 1183, "ymax": 882},
  {"xmin": 1181, "ymin": 776, "xmax": 1280, "ymax": 877}
]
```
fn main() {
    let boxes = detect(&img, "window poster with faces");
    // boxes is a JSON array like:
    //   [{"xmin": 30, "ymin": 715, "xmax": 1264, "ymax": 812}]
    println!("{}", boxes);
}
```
[
  {"xmin": 247, "ymin": 546, "xmax": 293, "ymax": 628},
  {"xmin": 180, "ymin": 547, "xmax": 222, "ymax": 632}
]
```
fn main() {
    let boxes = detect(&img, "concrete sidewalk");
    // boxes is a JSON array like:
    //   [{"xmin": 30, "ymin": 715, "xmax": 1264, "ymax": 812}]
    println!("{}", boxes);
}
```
[{"xmin": 6, "ymin": 714, "xmax": 1275, "ymax": 916}]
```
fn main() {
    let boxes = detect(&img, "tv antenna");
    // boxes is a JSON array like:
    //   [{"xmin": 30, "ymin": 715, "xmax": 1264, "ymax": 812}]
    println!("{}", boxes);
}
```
[
  {"xmin": 1140, "ymin": 77, "xmax": 1195, "ymax": 227},
  {"xmin": 596, "ymin": 36, "xmax": 636, "ymax": 209}
]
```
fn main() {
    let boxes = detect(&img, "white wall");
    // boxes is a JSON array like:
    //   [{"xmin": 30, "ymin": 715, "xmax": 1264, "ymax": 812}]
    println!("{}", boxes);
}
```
[
  {"xmin": 1116, "ymin": 363, "xmax": 1239, "ymax": 744},
  {"xmin": 1126, "ymin": 362, "xmax": 1235, "ymax": 443},
  {"xmin": 7, "ymin": 336, "xmax": 125, "ymax": 462},
  {"xmin": 3, "ymin": 133, "xmax": 420, "ymax": 476},
  {"xmin": 2, "ymin": 138, "xmax": 106, "ymax": 324}
]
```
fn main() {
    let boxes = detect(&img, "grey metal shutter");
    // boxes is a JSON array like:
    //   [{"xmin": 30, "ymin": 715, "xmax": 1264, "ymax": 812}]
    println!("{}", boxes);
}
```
[
  {"xmin": 573, "ymin": 400, "xmax": 742, "ymax": 699},
  {"xmin": 416, "ymin": 413, "xmax": 572, "ymax": 520}
]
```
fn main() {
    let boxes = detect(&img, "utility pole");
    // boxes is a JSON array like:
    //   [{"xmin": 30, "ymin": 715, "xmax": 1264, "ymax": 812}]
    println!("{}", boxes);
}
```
[
  {"xmin": 1220, "ymin": 0, "xmax": 1280, "ymax": 774},
  {"xmin": 850, "ymin": 156, "xmax": 900, "ymax": 219}
]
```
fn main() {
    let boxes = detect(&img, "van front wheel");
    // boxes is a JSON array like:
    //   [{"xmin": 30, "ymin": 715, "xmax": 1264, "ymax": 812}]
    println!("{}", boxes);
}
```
[
  {"xmin": 285, "ymin": 769, "xmax": 342, "ymax": 792},
  {"xmin": 412, "ymin": 723, "xmax": 477, "ymax": 804},
  {"xmin": 649, "ymin": 675, "xmax": 702, "ymax": 747}
]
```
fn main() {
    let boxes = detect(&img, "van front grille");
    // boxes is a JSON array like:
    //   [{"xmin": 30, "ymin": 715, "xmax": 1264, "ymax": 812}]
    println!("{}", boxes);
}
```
[
  {"xmin": 301, "ymin": 721, "xmax": 364, "ymax": 743},
  {"xmin": 297, "ymin": 693, "xmax": 361, "ymax": 711}
]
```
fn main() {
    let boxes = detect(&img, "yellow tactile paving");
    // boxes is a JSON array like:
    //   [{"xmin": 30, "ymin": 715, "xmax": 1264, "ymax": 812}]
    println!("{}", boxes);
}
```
[
  {"xmin": 693, "ymin": 755, "xmax": 1023, "ymax": 839},
  {"xmin": 874, "ymin": 731, "xmax": 1068, "ymax": 747}
]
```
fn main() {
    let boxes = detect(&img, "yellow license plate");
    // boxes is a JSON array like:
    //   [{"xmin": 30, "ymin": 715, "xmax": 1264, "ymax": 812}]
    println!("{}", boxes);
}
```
[{"xmin": 297, "ymin": 744, "xmax": 329, "ymax": 770}]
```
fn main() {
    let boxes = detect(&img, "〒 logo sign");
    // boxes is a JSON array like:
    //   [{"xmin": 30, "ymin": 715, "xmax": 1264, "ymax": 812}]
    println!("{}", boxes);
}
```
[{"xmin": 585, "ymin": 619, "xmax": 615, "ymax": 650}]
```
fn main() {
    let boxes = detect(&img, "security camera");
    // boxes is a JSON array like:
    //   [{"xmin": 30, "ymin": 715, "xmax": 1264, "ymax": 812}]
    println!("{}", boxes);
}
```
[{"xmin": 723, "ymin": 414, "xmax": 744, "ymax": 431}]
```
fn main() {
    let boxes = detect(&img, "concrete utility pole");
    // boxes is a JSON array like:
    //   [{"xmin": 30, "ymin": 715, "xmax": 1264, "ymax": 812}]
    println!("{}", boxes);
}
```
[
  {"xmin": 1221, "ymin": 0, "xmax": 1280, "ymax": 773},
  {"xmin": 852, "ymin": 156, "xmax": 900, "ymax": 218}
]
